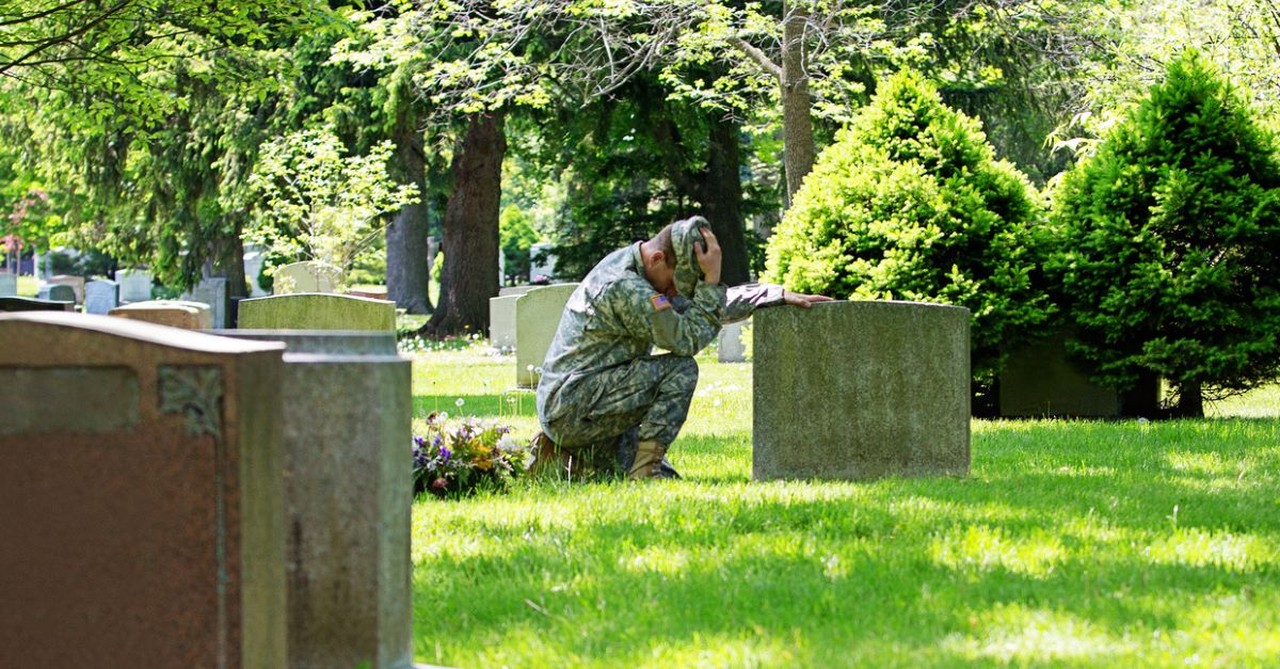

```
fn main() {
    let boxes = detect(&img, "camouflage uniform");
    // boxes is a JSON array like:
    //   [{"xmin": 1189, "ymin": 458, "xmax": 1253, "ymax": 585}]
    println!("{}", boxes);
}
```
[{"xmin": 535, "ymin": 217, "xmax": 785, "ymax": 476}]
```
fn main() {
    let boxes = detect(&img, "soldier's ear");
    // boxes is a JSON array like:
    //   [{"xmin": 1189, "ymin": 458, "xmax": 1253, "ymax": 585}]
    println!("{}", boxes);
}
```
[{"xmin": 650, "ymin": 250, "xmax": 666, "ymax": 268}]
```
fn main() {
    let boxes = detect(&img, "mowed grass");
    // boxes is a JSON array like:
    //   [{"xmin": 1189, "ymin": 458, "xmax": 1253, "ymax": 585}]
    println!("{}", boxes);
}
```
[{"xmin": 408, "ymin": 346, "xmax": 1280, "ymax": 668}]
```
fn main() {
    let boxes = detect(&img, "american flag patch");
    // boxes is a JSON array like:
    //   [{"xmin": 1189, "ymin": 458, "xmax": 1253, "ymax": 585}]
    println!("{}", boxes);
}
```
[{"xmin": 649, "ymin": 294, "xmax": 671, "ymax": 311}]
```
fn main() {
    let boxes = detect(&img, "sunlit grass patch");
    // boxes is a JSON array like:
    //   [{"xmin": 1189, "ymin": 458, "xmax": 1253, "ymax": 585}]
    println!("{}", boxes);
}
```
[{"xmin": 408, "ymin": 346, "xmax": 1280, "ymax": 667}]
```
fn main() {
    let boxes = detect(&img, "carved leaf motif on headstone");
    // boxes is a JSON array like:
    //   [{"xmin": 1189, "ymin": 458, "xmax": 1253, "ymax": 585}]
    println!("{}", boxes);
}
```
[{"xmin": 158, "ymin": 365, "xmax": 224, "ymax": 439}]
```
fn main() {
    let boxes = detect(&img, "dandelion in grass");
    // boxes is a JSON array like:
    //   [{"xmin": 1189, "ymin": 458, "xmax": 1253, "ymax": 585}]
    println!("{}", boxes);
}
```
[{"xmin": 456, "ymin": 397, "xmax": 465, "ymax": 408}]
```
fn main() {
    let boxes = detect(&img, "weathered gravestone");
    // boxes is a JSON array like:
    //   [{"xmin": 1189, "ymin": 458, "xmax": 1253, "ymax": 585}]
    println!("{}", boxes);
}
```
[
  {"xmin": 273, "ymin": 261, "xmax": 343, "ymax": 294},
  {"xmin": 0, "ymin": 312, "xmax": 286, "ymax": 668},
  {"xmin": 238, "ymin": 293, "xmax": 396, "ymax": 331},
  {"xmin": 217, "ymin": 330, "xmax": 413, "ymax": 669},
  {"xmin": 0, "ymin": 296, "xmax": 74, "ymax": 312},
  {"xmin": 37, "ymin": 283, "xmax": 76, "ymax": 304},
  {"xmin": 115, "ymin": 268, "xmax": 154, "ymax": 303},
  {"xmin": 182, "ymin": 277, "xmax": 229, "ymax": 329},
  {"xmin": 110, "ymin": 300, "xmax": 214, "ymax": 330},
  {"xmin": 46, "ymin": 274, "xmax": 85, "ymax": 303},
  {"xmin": 0, "ymin": 272, "xmax": 16, "ymax": 297},
  {"xmin": 998, "ymin": 330, "xmax": 1126, "ymax": 418},
  {"xmin": 753, "ymin": 300, "xmax": 970, "ymax": 481},
  {"xmin": 84, "ymin": 279, "xmax": 119, "ymax": 315},
  {"xmin": 488, "ymin": 294, "xmax": 520, "ymax": 351},
  {"xmin": 718, "ymin": 318, "xmax": 749, "ymax": 363},
  {"xmin": 515, "ymin": 283, "xmax": 578, "ymax": 387}
]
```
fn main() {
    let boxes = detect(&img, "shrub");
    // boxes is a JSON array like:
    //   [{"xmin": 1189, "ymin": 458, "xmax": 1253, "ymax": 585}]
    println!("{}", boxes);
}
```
[
  {"xmin": 764, "ymin": 69, "xmax": 1054, "ymax": 384},
  {"xmin": 1047, "ymin": 51, "xmax": 1280, "ymax": 416}
]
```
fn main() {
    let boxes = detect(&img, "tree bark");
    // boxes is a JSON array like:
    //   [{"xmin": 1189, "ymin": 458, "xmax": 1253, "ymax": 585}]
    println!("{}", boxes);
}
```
[
  {"xmin": 700, "ymin": 115, "xmax": 751, "ymax": 285},
  {"xmin": 422, "ymin": 111, "xmax": 506, "ymax": 337},
  {"xmin": 386, "ymin": 111, "xmax": 432, "ymax": 314},
  {"xmin": 1175, "ymin": 380, "xmax": 1205, "ymax": 418},
  {"xmin": 210, "ymin": 222, "xmax": 246, "ymax": 299},
  {"xmin": 781, "ymin": 1, "xmax": 816, "ymax": 204}
]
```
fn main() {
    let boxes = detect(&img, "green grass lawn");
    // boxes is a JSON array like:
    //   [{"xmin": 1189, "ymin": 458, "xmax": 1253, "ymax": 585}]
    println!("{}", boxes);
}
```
[{"xmin": 407, "ymin": 346, "xmax": 1280, "ymax": 668}]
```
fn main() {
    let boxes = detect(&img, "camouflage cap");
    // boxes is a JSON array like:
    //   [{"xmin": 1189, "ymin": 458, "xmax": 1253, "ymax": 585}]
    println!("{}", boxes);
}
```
[{"xmin": 671, "ymin": 216, "xmax": 711, "ymax": 298}]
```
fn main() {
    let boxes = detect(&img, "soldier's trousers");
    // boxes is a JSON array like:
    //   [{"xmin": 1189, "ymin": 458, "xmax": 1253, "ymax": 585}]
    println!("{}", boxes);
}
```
[{"xmin": 544, "ymin": 354, "xmax": 698, "ymax": 450}]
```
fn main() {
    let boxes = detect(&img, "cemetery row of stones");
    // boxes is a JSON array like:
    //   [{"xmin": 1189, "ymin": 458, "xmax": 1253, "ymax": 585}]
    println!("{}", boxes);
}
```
[{"xmin": 2, "ymin": 292, "xmax": 971, "ymax": 666}]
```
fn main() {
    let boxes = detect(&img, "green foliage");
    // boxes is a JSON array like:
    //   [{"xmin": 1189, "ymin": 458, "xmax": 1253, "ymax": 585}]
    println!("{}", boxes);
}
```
[
  {"xmin": 247, "ymin": 125, "xmax": 419, "ymax": 280},
  {"xmin": 764, "ymin": 70, "xmax": 1053, "ymax": 381},
  {"xmin": 499, "ymin": 204, "xmax": 538, "ymax": 284},
  {"xmin": 1048, "ymin": 51, "xmax": 1280, "ymax": 400}
]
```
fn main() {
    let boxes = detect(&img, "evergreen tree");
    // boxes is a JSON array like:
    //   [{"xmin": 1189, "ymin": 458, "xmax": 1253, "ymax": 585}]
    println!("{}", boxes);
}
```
[
  {"xmin": 1049, "ymin": 51, "xmax": 1280, "ymax": 416},
  {"xmin": 765, "ymin": 69, "xmax": 1053, "ymax": 391}
]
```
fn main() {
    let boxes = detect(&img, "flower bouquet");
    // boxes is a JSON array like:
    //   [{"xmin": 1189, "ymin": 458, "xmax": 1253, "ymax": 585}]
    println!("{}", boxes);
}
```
[{"xmin": 412, "ymin": 412, "xmax": 529, "ymax": 499}]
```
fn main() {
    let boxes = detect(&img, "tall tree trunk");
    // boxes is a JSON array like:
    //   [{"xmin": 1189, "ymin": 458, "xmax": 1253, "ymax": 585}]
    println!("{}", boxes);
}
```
[
  {"xmin": 700, "ymin": 115, "xmax": 751, "ymax": 285},
  {"xmin": 211, "ymin": 220, "xmax": 246, "ymax": 299},
  {"xmin": 422, "ymin": 111, "xmax": 505, "ymax": 337},
  {"xmin": 1176, "ymin": 380, "xmax": 1205, "ymax": 418},
  {"xmin": 781, "ymin": 1, "xmax": 816, "ymax": 204},
  {"xmin": 386, "ymin": 110, "xmax": 432, "ymax": 314}
]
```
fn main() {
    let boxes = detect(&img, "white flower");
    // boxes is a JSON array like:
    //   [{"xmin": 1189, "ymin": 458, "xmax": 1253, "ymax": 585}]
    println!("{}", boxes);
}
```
[{"xmin": 456, "ymin": 398, "xmax": 465, "ymax": 408}]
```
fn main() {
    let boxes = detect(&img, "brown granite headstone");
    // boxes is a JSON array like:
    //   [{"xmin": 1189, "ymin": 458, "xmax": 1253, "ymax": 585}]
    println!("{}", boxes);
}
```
[{"xmin": 0, "ymin": 312, "xmax": 287, "ymax": 668}]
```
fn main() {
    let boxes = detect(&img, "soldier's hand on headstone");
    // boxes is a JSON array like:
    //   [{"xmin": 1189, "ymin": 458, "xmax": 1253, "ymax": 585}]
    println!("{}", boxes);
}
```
[
  {"xmin": 782, "ymin": 290, "xmax": 833, "ymax": 308},
  {"xmin": 695, "ymin": 227, "xmax": 722, "ymax": 285}
]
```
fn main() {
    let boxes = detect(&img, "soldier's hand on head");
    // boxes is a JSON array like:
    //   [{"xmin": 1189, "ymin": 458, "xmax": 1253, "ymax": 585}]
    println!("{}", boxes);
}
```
[
  {"xmin": 695, "ymin": 227, "xmax": 722, "ymax": 285},
  {"xmin": 782, "ymin": 290, "xmax": 834, "ymax": 308}
]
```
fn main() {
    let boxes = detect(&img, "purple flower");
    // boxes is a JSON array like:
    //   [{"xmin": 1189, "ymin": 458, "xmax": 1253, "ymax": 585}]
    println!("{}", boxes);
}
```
[{"xmin": 439, "ymin": 446, "xmax": 452, "ymax": 462}]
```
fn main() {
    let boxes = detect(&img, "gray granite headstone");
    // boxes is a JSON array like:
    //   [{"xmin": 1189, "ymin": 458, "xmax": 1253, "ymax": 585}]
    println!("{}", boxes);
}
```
[
  {"xmin": 114, "ymin": 269, "xmax": 153, "ymax": 304},
  {"xmin": 37, "ymin": 283, "xmax": 75, "ymax": 304},
  {"xmin": 0, "ymin": 312, "xmax": 286, "ymax": 668},
  {"xmin": 182, "ymin": 277, "xmax": 228, "ymax": 329},
  {"xmin": 243, "ymin": 245, "xmax": 269, "ymax": 297},
  {"xmin": 998, "ymin": 330, "xmax": 1125, "ymax": 418},
  {"xmin": 83, "ymin": 280, "xmax": 119, "ymax": 315},
  {"xmin": 46, "ymin": 275, "xmax": 85, "ymax": 303},
  {"xmin": 216, "ymin": 330, "xmax": 413, "ymax": 669},
  {"xmin": 718, "ymin": 319, "xmax": 749, "ymax": 363},
  {"xmin": 753, "ymin": 300, "xmax": 970, "ymax": 481},
  {"xmin": 516, "ymin": 283, "xmax": 579, "ymax": 387},
  {"xmin": 0, "ymin": 272, "xmax": 16, "ymax": 297}
]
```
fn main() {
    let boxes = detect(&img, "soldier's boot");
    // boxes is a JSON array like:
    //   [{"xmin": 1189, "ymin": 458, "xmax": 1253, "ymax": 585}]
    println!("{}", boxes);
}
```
[
  {"xmin": 628, "ymin": 440, "xmax": 671, "ymax": 480},
  {"xmin": 528, "ymin": 431, "xmax": 570, "ymax": 478}
]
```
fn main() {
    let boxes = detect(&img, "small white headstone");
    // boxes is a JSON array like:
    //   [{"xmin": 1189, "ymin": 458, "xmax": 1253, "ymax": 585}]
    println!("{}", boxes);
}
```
[{"xmin": 0, "ymin": 272, "xmax": 16, "ymax": 297}]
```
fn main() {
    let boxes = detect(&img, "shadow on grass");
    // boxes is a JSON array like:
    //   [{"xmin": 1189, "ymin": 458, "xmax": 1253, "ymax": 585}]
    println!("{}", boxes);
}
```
[{"xmin": 411, "ymin": 418, "xmax": 1280, "ymax": 666}]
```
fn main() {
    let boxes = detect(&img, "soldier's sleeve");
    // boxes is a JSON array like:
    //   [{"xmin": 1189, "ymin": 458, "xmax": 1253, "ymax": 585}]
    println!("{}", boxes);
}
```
[
  {"xmin": 723, "ymin": 283, "xmax": 786, "ymax": 324},
  {"xmin": 609, "ymin": 277, "xmax": 724, "ymax": 356}
]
